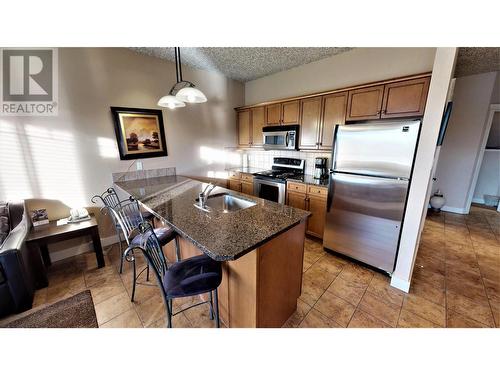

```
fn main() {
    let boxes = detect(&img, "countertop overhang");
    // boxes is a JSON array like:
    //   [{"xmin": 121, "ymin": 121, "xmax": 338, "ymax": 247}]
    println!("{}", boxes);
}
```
[{"xmin": 114, "ymin": 176, "xmax": 310, "ymax": 261}]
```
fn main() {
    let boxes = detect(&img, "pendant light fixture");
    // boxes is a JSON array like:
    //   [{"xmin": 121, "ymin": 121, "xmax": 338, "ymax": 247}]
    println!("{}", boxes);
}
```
[{"xmin": 157, "ymin": 47, "xmax": 207, "ymax": 109}]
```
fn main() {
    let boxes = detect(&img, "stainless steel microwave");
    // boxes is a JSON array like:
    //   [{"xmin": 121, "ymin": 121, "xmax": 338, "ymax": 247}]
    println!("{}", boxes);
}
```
[{"xmin": 262, "ymin": 125, "xmax": 299, "ymax": 150}]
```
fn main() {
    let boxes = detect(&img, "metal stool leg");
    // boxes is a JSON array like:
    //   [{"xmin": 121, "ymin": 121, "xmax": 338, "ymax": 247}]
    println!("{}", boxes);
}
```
[
  {"xmin": 117, "ymin": 230, "xmax": 125, "ymax": 274},
  {"xmin": 214, "ymin": 288, "xmax": 220, "ymax": 328},
  {"xmin": 208, "ymin": 291, "xmax": 214, "ymax": 320},
  {"xmin": 174, "ymin": 236, "xmax": 181, "ymax": 262},
  {"xmin": 166, "ymin": 298, "xmax": 172, "ymax": 328},
  {"xmin": 131, "ymin": 255, "xmax": 137, "ymax": 302}
]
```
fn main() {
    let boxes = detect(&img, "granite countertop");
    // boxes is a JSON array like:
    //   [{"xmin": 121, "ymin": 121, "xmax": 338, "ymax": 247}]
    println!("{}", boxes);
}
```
[
  {"xmin": 114, "ymin": 176, "xmax": 310, "ymax": 261},
  {"xmin": 181, "ymin": 165, "xmax": 265, "ymax": 181},
  {"xmin": 287, "ymin": 174, "xmax": 329, "ymax": 187},
  {"xmin": 231, "ymin": 166, "xmax": 266, "ymax": 174}
]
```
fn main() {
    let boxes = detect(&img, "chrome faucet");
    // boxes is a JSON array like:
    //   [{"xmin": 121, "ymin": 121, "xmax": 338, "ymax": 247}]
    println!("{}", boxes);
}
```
[{"xmin": 198, "ymin": 183, "xmax": 216, "ymax": 208}]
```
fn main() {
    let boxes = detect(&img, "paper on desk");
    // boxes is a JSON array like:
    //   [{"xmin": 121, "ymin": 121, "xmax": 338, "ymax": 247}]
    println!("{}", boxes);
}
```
[{"xmin": 57, "ymin": 218, "xmax": 68, "ymax": 226}]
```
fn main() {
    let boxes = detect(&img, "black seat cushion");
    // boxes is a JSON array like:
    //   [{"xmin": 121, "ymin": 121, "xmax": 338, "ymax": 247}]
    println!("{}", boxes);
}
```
[
  {"xmin": 131, "ymin": 226, "xmax": 175, "ymax": 247},
  {"xmin": 162, "ymin": 254, "xmax": 222, "ymax": 299}
]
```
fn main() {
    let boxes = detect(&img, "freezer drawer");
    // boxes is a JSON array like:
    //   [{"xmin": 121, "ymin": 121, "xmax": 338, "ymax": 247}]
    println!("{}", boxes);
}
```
[{"xmin": 323, "ymin": 172, "xmax": 409, "ymax": 273}]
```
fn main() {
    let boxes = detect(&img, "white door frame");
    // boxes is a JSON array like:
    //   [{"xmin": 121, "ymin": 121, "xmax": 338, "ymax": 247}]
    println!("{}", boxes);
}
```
[{"xmin": 465, "ymin": 103, "xmax": 500, "ymax": 212}]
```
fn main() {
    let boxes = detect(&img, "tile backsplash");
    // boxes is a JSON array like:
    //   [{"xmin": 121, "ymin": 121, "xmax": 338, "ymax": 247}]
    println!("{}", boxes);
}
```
[{"xmin": 243, "ymin": 150, "xmax": 331, "ymax": 175}]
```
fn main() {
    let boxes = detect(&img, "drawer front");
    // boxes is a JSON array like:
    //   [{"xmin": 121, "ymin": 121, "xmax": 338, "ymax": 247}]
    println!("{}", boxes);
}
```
[
  {"xmin": 229, "ymin": 171, "xmax": 241, "ymax": 180},
  {"xmin": 307, "ymin": 185, "xmax": 328, "ymax": 198},
  {"xmin": 287, "ymin": 182, "xmax": 306, "ymax": 193},
  {"xmin": 241, "ymin": 173, "xmax": 254, "ymax": 182}
]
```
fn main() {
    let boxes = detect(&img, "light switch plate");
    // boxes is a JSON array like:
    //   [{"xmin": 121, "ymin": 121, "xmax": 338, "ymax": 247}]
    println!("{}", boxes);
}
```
[{"xmin": 136, "ymin": 161, "xmax": 143, "ymax": 170}]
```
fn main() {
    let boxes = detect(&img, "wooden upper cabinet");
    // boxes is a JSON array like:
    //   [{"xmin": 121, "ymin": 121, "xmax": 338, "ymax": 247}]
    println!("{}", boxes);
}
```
[
  {"xmin": 281, "ymin": 100, "xmax": 300, "ymax": 125},
  {"xmin": 346, "ymin": 85, "xmax": 385, "ymax": 121},
  {"xmin": 265, "ymin": 103, "xmax": 281, "ymax": 125},
  {"xmin": 381, "ymin": 77, "xmax": 430, "ymax": 118},
  {"xmin": 237, "ymin": 110, "xmax": 251, "ymax": 147},
  {"xmin": 319, "ymin": 92, "xmax": 347, "ymax": 149},
  {"xmin": 299, "ymin": 97, "xmax": 322, "ymax": 149},
  {"xmin": 250, "ymin": 106, "xmax": 265, "ymax": 147}
]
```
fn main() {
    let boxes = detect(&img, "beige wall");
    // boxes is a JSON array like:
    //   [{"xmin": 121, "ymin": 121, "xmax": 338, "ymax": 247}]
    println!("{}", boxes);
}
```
[
  {"xmin": 245, "ymin": 48, "xmax": 436, "ymax": 105},
  {"xmin": 0, "ymin": 48, "xmax": 244, "ymax": 260},
  {"xmin": 434, "ymin": 71, "xmax": 498, "ymax": 213},
  {"xmin": 391, "ymin": 48, "xmax": 458, "ymax": 292}
]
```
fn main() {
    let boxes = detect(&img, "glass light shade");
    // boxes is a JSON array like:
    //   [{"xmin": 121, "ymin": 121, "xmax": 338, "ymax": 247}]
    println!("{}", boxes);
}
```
[
  {"xmin": 176, "ymin": 86, "xmax": 207, "ymax": 103},
  {"xmin": 157, "ymin": 95, "xmax": 186, "ymax": 109}
]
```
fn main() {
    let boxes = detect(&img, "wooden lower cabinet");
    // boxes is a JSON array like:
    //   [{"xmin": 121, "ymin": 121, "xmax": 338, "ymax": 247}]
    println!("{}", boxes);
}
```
[
  {"xmin": 163, "ymin": 221, "xmax": 306, "ymax": 327},
  {"xmin": 287, "ymin": 191, "xmax": 307, "ymax": 210},
  {"xmin": 286, "ymin": 182, "xmax": 327, "ymax": 239},
  {"xmin": 306, "ymin": 195, "xmax": 327, "ymax": 238},
  {"xmin": 229, "ymin": 179, "xmax": 242, "ymax": 192},
  {"xmin": 229, "ymin": 173, "xmax": 254, "ymax": 195},
  {"xmin": 241, "ymin": 181, "xmax": 254, "ymax": 195}
]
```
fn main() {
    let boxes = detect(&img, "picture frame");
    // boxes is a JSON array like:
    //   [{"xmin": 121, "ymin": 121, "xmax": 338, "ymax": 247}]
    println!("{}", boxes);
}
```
[{"xmin": 110, "ymin": 106, "xmax": 168, "ymax": 160}]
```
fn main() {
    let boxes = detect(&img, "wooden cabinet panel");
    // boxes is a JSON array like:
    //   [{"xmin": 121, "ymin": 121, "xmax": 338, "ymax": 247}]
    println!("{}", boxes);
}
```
[
  {"xmin": 237, "ymin": 110, "xmax": 251, "ymax": 147},
  {"xmin": 241, "ymin": 173, "xmax": 253, "ymax": 182},
  {"xmin": 307, "ymin": 185, "xmax": 328, "ymax": 198},
  {"xmin": 287, "ymin": 182, "xmax": 307, "ymax": 193},
  {"xmin": 250, "ymin": 106, "xmax": 265, "ymax": 146},
  {"xmin": 228, "ymin": 170, "xmax": 240, "ymax": 180},
  {"xmin": 281, "ymin": 100, "xmax": 300, "ymax": 125},
  {"xmin": 265, "ymin": 103, "xmax": 281, "ymax": 125},
  {"xmin": 241, "ymin": 181, "xmax": 254, "ymax": 196},
  {"xmin": 299, "ymin": 97, "xmax": 322, "ymax": 149},
  {"xmin": 229, "ymin": 179, "xmax": 242, "ymax": 192},
  {"xmin": 320, "ymin": 92, "xmax": 347, "ymax": 149},
  {"xmin": 381, "ymin": 77, "xmax": 430, "ymax": 118},
  {"xmin": 287, "ymin": 191, "xmax": 307, "ymax": 210},
  {"xmin": 346, "ymin": 85, "xmax": 384, "ymax": 121},
  {"xmin": 306, "ymin": 195, "xmax": 327, "ymax": 238}
]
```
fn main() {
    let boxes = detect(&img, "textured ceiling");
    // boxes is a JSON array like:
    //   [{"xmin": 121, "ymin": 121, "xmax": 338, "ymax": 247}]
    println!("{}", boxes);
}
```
[
  {"xmin": 131, "ymin": 47, "xmax": 353, "ymax": 82},
  {"xmin": 455, "ymin": 47, "xmax": 500, "ymax": 77},
  {"xmin": 131, "ymin": 47, "xmax": 499, "ymax": 82}
]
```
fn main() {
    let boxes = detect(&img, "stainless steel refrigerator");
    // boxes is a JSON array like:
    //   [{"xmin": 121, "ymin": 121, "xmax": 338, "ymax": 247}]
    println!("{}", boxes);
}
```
[{"xmin": 323, "ymin": 120, "xmax": 421, "ymax": 274}]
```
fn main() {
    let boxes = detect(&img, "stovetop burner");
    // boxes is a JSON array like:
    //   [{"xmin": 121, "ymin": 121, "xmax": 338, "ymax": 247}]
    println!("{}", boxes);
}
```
[{"xmin": 253, "ymin": 157, "xmax": 305, "ymax": 182}]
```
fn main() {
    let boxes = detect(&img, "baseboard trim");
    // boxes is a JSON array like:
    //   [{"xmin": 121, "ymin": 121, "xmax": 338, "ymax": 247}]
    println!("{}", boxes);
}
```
[
  {"xmin": 49, "ymin": 234, "xmax": 120, "ymax": 263},
  {"xmin": 390, "ymin": 276, "xmax": 410, "ymax": 293},
  {"xmin": 471, "ymin": 197, "xmax": 485, "ymax": 204},
  {"xmin": 441, "ymin": 205, "xmax": 468, "ymax": 214}
]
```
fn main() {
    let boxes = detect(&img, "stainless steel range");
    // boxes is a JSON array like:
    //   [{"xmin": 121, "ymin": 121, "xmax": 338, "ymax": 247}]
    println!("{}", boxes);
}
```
[{"xmin": 253, "ymin": 158, "xmax": 305, "ymax": 204}]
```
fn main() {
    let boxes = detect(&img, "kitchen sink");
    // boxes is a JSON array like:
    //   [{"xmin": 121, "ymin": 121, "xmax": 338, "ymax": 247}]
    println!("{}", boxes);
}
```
[{"xmin": 194, "ymin": 193, "xmax": 256, "ymax": 213}]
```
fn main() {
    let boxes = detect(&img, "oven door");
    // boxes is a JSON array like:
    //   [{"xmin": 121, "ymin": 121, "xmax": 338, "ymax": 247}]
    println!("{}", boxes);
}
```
[{"xmin": 253, "ymin": 178, "xmax": 286, "ymax": 204}]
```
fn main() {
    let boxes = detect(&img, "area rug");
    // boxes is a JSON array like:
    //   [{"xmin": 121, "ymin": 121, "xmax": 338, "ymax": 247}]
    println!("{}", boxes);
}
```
[{"xmin": 1, "ymin": 290, "xmax": 98, "ymax": 328}]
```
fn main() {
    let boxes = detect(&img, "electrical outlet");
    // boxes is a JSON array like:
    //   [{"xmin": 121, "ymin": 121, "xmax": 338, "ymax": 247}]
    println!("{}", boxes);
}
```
[{"xmin": 136, "ymin": 161, "xmax": 143, "ymax": 171}]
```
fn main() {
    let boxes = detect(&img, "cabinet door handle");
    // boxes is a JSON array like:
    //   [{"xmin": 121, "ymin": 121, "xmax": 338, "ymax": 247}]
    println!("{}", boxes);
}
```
[{"xmin": 377, "ymin": 110, "xmax": 381, "ymax": 115}]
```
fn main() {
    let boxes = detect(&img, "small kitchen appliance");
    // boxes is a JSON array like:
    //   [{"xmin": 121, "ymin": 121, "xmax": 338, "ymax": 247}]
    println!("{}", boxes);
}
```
[{"xmin": 314, "ymin": 157, "xmax": 328, "ymax": 179}]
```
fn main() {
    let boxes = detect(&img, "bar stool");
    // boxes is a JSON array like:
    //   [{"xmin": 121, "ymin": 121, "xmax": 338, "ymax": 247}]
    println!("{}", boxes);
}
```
[
  {"xmin": 125, "ymin": 222, "xmax": 222, "ymax": 328},
  {"xmin": 91, "ymin": 187, "xmax": 156, "ymax": 273},
  {"xmin": 108, "ymin": 198, "xmax": 178, "ymax": 302}
]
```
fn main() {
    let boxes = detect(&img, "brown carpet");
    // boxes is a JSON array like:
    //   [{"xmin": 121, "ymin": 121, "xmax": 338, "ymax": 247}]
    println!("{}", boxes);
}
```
[{"xmin": 1, "ymin": 290, "xmax": 98, "ymax": 328}]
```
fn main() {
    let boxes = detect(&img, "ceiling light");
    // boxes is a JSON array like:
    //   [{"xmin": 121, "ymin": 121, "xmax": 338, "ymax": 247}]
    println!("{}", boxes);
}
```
[
  {"xmin": 176, "ymin": 86, "xmax": 207, "ymax": 103},
  {"xmin": 157, "ymin": 94, "xmax": 186, "ymax": 109},
  {"xmin": 158, "ymin": 47, "xmax": 207, "ymax": 109}
]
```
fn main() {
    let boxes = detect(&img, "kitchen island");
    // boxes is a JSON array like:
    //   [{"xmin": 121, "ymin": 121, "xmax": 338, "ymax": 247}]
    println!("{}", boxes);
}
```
[{"xmin": 114, "ymin": 175, "xmax": 310, "ymax": 328}]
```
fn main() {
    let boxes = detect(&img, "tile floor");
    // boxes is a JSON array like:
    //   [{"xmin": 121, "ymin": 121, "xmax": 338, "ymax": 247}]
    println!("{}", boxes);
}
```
[{"xmin": 3, "ymin": 206, "xmax": 499, "ymax": 328}]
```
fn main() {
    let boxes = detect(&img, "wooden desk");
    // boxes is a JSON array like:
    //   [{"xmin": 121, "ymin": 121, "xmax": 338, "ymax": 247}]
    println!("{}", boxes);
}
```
[{"xmin": 26, "ymin": 214, "xmax": 105, "ymax": 273}]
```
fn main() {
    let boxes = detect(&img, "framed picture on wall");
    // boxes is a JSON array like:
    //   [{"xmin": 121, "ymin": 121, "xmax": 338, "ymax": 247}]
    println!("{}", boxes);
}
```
[{"xmin": 111, "ymin": 106, "xmax": 168, "ymax": 160}]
